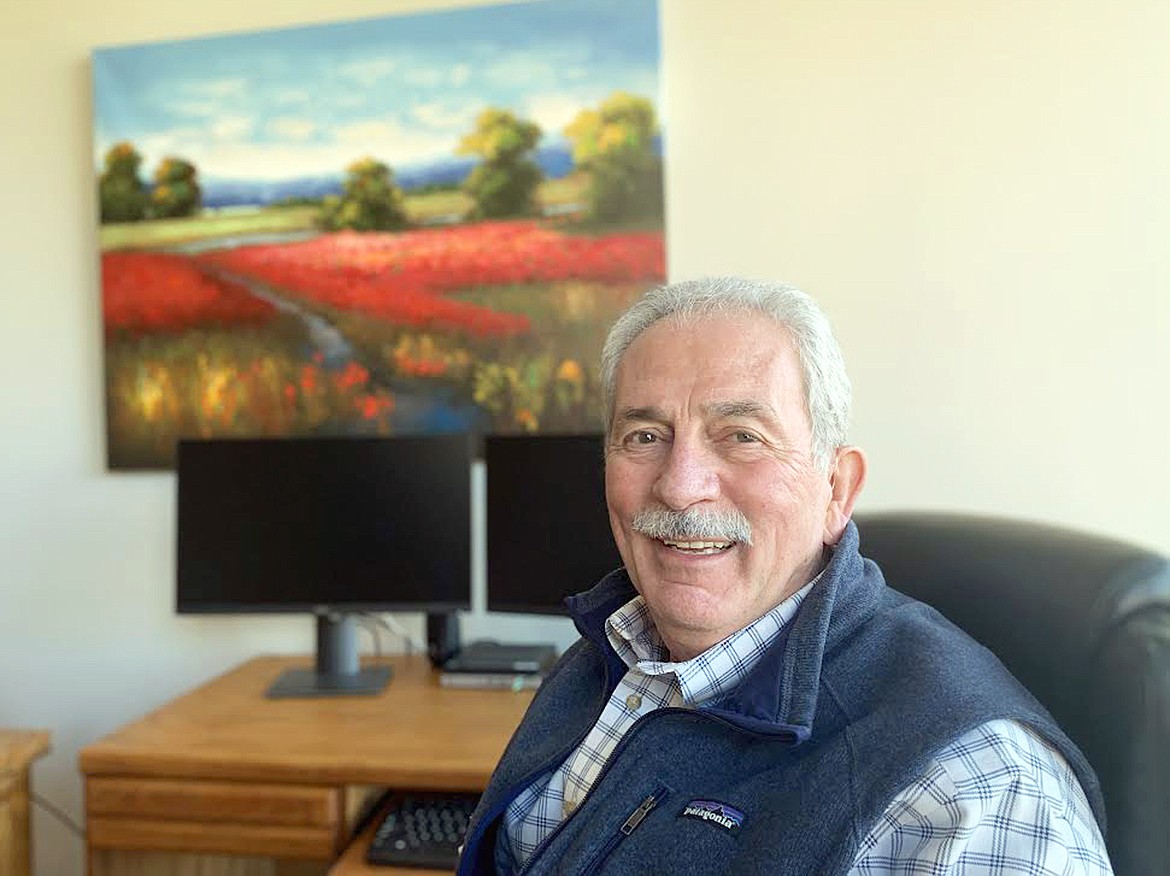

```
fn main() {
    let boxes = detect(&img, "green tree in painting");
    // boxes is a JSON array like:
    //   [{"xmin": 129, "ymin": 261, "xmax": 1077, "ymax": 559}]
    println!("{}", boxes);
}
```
[
  {"xmin": 457, "ymin": 108, "xmax": 543, "ymax": 220},
  {"xmin": 98, "ymin": 141, "xmax": 149, "ymax": 223},
  {"xmin": 564, "ymin": 92, "xmax": 664, "ymax": 223},
  {"xmin": 321, "ymin": 157, "xmax": 408, "ymax": 231},
  {"xmin": 151, "ymin": 156, "xmax": 202, "ymax": 218}
]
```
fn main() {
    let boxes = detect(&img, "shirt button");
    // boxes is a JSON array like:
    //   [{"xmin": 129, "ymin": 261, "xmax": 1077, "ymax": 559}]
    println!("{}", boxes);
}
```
[{"xmin": 625, "ymin": 693, "xmax": 643, "ymax": 710}]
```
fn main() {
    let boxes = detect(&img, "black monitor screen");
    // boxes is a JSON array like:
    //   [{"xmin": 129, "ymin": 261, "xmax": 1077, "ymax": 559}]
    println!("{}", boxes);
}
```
[
  {"xmin": 485, "ymin": 433, "xmax": 623, "ymax": 615},
  {"xmin": 177, "ymin": 435, "xmax": 472, "ymax": 613}
]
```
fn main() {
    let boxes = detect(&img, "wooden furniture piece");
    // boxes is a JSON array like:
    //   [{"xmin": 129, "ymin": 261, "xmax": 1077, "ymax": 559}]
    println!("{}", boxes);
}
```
[
  {"xmin": 79, "ymin": 655, "xmax": 534, "ymax": 876},
  {"xmin": 0, "ymin": 729, "xmax": 51, "ymax": 876}
]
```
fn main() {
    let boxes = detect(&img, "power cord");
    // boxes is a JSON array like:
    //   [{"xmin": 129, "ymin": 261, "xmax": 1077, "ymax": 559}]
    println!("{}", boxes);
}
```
[
  {"xmin": 359, "ymin": 612, "xmax": 426, "ymax": 655},
  {"xmin": 32, "ymin": 792, "xmax": 85, "ymax": 840},
  {"xmin": 357, "ymin": 615, "xmax": 384, "ymax": 660}
]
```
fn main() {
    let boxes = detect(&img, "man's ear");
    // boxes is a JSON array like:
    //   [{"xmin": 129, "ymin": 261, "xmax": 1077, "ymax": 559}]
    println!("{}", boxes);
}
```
[{"xmin": 823, "ymin": 446, "xmax": 867, "ymax": 545}]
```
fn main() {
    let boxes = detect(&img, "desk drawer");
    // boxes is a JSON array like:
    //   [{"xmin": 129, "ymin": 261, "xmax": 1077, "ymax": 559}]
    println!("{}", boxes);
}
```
[
  {"xmin": 87, "ymin": 777, "xmax": 341, "ymax": 827},
  {"xmin": 87, "ymin": 815, "xmax": 339, "ymax": 859}
]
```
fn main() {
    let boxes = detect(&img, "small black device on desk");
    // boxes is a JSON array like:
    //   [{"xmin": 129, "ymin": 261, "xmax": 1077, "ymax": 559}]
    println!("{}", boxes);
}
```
[
  {"xmin": 365, "ymin": 791, "xmax": 480, "ymax": 870},
  {"xmin": 442, "ymin": 640, "xmax": 558, "ymax": 675}
]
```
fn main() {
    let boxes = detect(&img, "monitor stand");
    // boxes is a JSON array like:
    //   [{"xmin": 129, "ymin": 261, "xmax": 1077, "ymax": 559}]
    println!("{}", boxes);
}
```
[{"xmin": 266, "ymin": 611, "xmax": 392, "ymax": 699}]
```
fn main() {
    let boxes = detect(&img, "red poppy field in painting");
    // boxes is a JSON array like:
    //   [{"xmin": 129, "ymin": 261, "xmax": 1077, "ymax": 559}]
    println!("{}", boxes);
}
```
[{"xmin": 102, "ymin": 220, "xmax": 665, "ymax": 468}]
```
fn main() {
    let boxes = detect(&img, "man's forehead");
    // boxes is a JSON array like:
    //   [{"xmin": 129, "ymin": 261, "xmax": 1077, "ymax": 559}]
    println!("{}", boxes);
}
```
[
  {"xmin": 610, "ymin": 319, "xmax": 809, "ymax": 434},
  {"xmin": 614, "ymin": 322, "xmax": 802, "ymax": 396}
]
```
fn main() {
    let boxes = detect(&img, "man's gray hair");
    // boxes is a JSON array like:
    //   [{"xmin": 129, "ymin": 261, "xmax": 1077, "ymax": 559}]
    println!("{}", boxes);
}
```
[{"xmin": 599, "ymin": 276, "xmax": 852, "ymax": 470}]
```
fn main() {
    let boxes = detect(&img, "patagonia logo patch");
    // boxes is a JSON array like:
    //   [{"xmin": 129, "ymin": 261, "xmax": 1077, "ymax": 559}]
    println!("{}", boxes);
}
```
[{"xmin": 680, "ymin": 799, "xmax": 746, "ymax": 831}]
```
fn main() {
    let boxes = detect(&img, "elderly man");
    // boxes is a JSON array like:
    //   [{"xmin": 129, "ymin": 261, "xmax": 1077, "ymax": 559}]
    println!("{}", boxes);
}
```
[{"xmin": 457, "ymin": 277, "xmax": 1110, "ymax": 874}]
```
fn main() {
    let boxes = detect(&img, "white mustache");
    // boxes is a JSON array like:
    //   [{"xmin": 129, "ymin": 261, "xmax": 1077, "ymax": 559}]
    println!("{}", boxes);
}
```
[{"xmin": 631, "ymin": 507, "xmax": 753, "ymax": 546}]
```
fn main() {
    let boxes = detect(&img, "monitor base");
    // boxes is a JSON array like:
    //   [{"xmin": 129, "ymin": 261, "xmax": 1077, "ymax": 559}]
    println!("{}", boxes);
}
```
[{"xmin": 265, "ymin": 665, "xmax": 392, "ymax": 699}]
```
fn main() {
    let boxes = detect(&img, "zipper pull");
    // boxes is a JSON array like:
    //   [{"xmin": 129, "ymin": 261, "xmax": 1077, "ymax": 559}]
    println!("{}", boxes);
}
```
[{"xmin": 620, "ymin": 794, "xmax": 659, "ymax": 835}]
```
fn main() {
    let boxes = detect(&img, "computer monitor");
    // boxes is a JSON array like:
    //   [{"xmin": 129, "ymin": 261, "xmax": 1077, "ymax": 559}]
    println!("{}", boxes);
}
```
[
  {"xmin": 485, "ymin": 433, "xmax": 623, "ymax": 616},
  {"xmin": 176, "ymin": 434, "xmax": 472, "ymax": 697}
]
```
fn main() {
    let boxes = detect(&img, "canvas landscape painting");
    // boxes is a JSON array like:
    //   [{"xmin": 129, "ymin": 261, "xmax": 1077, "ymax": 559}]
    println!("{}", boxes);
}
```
[{"xmin": 93, "ymin": 0, "xmax": 664, "ymax": 469}]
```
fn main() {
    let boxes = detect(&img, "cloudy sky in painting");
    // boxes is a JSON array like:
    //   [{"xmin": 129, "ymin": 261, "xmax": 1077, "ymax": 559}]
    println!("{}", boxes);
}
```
[{"xmin": 92, "ymin": 0, "xmax": 659, "ymax": 181}]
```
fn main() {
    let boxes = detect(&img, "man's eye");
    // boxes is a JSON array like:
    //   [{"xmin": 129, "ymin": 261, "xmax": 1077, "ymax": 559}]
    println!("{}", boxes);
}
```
[
  {"xmin": 628, "ymin": 430, "xmax": 657, "ymax": 446},
  {"xmin": 733, "ymin": 431, "xmax": 758, "ymax": 443}
]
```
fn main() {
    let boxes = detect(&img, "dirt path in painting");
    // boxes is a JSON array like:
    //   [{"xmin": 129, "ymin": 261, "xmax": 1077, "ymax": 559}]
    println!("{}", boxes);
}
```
[
  {"xmin": 206, "ymin": 266, "xmax": 358, "ymax": 368},
  {"xmin": 200, "ymin": 265, "xmax": 485, "ymax": 433}
]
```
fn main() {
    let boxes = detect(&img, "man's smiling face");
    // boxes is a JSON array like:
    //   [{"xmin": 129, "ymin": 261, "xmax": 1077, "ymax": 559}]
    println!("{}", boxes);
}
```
[{"xmin": 604, "ymin": 311, "xmax": 836, "ymax": 661}]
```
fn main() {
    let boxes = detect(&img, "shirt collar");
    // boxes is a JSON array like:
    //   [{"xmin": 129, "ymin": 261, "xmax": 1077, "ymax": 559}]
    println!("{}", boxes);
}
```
[{"xmin": 604, "ymin": 572, "xmax": 821, "ymax": 707}]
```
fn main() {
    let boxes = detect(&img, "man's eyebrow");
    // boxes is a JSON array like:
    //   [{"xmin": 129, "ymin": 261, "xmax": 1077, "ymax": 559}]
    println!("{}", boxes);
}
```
[
  {"xmin": 612, "ymin": 406, "xmax": 668, "ymax": 427},
  {"xmin": 704, "ymin": 400, "xmax": 779, "ymax": 421}
]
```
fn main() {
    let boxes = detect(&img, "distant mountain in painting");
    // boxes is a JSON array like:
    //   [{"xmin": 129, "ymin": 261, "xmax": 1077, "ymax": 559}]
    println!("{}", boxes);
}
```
[{"xmin": 199, "ymin": 144, "xmax": 584, "ymax": 209}]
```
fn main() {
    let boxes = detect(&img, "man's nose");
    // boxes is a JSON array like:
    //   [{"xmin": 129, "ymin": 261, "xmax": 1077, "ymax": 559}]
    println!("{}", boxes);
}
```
[{"xmin": 651, "ymin": 438, "xmax": 720, "ymax": 510}]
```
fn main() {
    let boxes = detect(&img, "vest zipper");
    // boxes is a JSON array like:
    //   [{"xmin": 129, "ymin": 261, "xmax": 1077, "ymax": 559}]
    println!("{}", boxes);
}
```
[
  {"xmin": 621, "ymin": 792, "xmax": 661, "ymax": 833},
  {"xmin": 517, "ymin": 706, "xmax": 795, "ymax": 874},
  {"xmin": 514, "ymin": 710, "xmax": 658, "ymax": 874},
  {"xmin": 578, "ymin": 786, "xmax": 667, "ymax": 876},
  {"xmin": 517, "ymin": 707, "xmax": 697, "ymax": 873}
]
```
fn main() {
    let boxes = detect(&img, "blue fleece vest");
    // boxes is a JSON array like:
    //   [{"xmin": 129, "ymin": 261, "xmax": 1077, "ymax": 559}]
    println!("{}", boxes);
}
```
[{"xmin": 457, "ymin": 522, "xmax": 1105, "ymax": 875}]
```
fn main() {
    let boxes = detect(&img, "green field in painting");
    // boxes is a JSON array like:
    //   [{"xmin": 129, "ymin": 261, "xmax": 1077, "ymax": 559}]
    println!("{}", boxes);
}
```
[
  {"xmin": 99, "ymin": 206, "xmax": 319, "ymax": 250},
  {"xmin": 98, "ymin": 175, "xmax": 592, "ymax": 250}
]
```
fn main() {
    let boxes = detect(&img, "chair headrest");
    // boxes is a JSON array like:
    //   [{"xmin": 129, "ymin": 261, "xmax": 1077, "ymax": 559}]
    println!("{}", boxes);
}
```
[
  {"xmin": 853, "ymin": 511, "xmax": 1170, "ymax": 875},
  {"xmin": 853, "ymin": 511, "xmax": 1170, "ymax": 692}
]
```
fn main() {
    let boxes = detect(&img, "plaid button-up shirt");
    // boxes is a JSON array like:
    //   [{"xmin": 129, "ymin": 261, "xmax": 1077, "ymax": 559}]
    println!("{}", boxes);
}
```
[
  {"xmin": 500, "ymin": 580, "xmax": 814, "ymax": 866},
  {"xmin": 499, "ymin": 582, "xmax": 1110, "ymax": 874}
]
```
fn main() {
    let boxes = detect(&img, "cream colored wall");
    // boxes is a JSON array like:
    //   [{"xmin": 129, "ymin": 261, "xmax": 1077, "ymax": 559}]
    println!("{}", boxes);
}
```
[
  {"xmin": 1, "ymin": 1, "xmax": 1166, "ymax": 874},
  {"xmin": 662, "ymin": 0, "xmax": 1170, "ymax": 538}
]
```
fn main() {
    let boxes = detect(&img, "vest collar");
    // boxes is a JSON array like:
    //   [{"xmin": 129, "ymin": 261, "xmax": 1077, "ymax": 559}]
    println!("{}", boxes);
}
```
[{"xmin": 564, "ymin": 521, "xmax": 884, "ymax": 741}]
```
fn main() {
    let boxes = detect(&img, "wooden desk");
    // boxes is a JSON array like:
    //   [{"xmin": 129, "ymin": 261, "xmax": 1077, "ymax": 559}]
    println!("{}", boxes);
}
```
[
  {"xmin": 79, "ymin": 656, "xmax": 533, "ymax": 876},
  {"xmin": 1, "ymin": 729, "xmax": 51, "ymax": 876}
]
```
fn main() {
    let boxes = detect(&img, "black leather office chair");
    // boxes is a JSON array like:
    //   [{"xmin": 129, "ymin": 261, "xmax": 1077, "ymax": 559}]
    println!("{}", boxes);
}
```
[{"xmin": 854, "ymin": 512, "xmax": 1170, "ymax": 876}]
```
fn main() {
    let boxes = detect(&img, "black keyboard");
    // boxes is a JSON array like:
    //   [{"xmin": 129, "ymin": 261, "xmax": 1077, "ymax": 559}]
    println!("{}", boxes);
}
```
[{"xmin": 365, "ymin": 792, "xmax": 479, "ymax": 870}]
